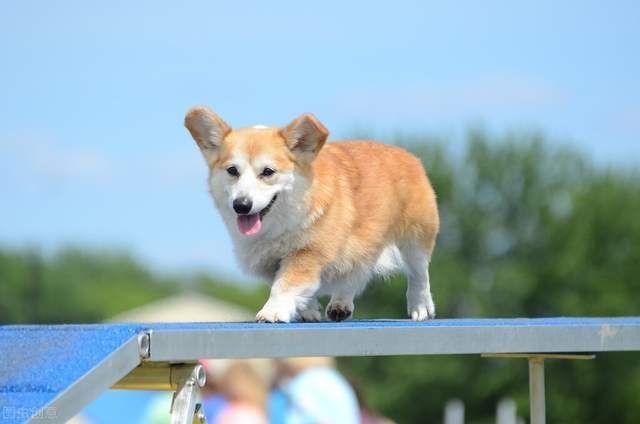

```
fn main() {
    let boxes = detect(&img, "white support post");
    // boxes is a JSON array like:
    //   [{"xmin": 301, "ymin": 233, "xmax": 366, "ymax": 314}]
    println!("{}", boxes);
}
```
[
  {"xmin": 482, "ymin": 352, "xmax": 594, "ymax": 424},
  {"xmin": 496, "ymin": 398, "xmax": 517, "ymax": 424},
  {"xmin": 528, "ymin": 357, "xmax": 545, "ymax": 424},
  {"xmin": 444, "ymin": 399, "xmax": 465, "ymax": 424}
]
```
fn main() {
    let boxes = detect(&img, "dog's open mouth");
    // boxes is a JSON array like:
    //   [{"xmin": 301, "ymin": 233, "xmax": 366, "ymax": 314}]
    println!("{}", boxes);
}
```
[{"xmin": 236, "ymin": 194, "xmax": 278, "ymax": 236}]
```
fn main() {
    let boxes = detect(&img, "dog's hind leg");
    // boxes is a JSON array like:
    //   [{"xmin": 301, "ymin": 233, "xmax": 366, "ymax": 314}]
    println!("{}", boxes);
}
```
[
  {"xmin": 298, "ymin": 297, "xmax": 322, "ymax": 322},
  {"xmin": 399, "ymin": 241, "xmax": 436, "ymax": 321}
]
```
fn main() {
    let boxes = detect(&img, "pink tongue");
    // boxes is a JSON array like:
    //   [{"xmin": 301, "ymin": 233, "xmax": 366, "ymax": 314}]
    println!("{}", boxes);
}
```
[{"xmin": 237, "ymin": 214, "xmax": 262, "ymax": 236}]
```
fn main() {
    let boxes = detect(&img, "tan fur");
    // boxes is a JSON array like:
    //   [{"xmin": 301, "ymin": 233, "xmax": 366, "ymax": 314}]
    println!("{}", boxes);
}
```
[
  {"xmin": 278, "ymin": 141, "xmax": 439, "ymax": 289},
  {"xmin": 185, "ymin": 106, "xmax": 439, "ymax": 322}
]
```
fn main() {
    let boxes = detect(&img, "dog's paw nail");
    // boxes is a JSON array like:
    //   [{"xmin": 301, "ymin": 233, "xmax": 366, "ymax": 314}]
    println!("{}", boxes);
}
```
[
  {"xmin": 408, "ymin": 293, "xmax": 435, "ymax": 321},
  {"xmin": 326, "ymin": 304, "xmax": 353, "ymax": 322},
  {"xmin": 257, "ymin": 298, "xmax": 289, "ymax": 323},
  {"xmin": 408, "ymin": 306, "xmax": 435, "ymax": 321},
  {"xmin": 255, "ymin": 311, "xmax": 273, "ymax": 323},
  {"xmin": 299, "ymin": 309, "xmax": 322, "ymax": 322},
  {"xmin": 256, "ymin": 306, "xmax": 294, "ymax": 323}
]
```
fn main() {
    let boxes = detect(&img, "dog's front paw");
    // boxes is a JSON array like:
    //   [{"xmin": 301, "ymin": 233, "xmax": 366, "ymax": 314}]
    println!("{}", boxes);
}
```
[
  {"xmin": 407, "ymin": 292, "xmax": 435, "ymax": 321},
  {"xmin": 256, "ymin": 297, "xmax": 297, "ymax": 323},
  {"xmin": 326, "ymin": 300, "xmax": 354, "ymax": 322}
]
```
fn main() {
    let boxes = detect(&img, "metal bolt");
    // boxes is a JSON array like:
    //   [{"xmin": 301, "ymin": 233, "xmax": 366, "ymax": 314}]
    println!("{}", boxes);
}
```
[
  {"xmin": 193, "ymin": 364, "xmax": 206, "ymax": 388},
  {"xmin": 137, "ymin": 332, "xmax": 151, "ymax": 359}
]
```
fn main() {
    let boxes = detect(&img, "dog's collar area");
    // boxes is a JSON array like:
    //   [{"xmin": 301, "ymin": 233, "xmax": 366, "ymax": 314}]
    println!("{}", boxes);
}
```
[{"xmin": 259, "ymin": 194, "xmax": 278, "ymax": 218}]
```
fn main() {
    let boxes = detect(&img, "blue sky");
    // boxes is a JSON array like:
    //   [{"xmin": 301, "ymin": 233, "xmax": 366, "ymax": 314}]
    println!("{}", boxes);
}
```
[{"xmin": 1, "ymin": 1, "xmax": 638, "ymax": 280}]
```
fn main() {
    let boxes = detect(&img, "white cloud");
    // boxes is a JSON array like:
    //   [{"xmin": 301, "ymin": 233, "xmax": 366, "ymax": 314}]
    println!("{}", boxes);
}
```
[
  {"xmin": 0, "ymin": 136, "xmax": 113, "ymax": 184},
  {"xmin": 333, "ymin": 73, "xmax": 569, "ymax": 123},
  {"xmin": 452, "ymin": 74, "xmax": 568, "ymax": 109},
  {"xmin": 0, "ymin": 136, "xmax": 208, "ymax": 191}
]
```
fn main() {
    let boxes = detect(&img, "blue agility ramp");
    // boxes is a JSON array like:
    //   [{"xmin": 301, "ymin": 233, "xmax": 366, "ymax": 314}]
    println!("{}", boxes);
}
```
[
  {"xmin": 2, "ymin": 318, "xmax": 640, "ymax": 423},
  {"xmin": 0, "ymin": 324, "xmax": 145, "ymax": 424}
]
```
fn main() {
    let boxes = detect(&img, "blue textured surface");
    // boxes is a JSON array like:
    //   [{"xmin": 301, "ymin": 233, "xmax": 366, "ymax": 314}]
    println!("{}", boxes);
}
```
[
  {"xmin": 140, "ymin": 316, "xmax": 640, "ymax": 331},
  {"xmin": 1, "ymin": 317, "xmax": 640, "ymax": 422},
  {"xmin": 0, "ymin": 324, "xmax": 143, "ymax": 423}
]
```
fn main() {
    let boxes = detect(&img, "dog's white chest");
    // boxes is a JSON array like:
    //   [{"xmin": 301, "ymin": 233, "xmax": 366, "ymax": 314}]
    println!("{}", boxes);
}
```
[{"xmin": 233, "ymin": 231, "xmax": 306, "ymax": 281}]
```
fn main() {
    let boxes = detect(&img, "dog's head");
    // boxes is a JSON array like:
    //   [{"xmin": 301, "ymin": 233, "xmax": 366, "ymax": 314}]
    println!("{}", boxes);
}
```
[{"xmin": 185, "ymin": 106, "xmax": 328, "ymax": 237}]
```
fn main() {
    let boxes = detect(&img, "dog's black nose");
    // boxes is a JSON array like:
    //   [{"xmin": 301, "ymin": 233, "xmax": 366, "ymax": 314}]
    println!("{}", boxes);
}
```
[{"xmin": 233, "ymin": 197, "xmax": 253, "ymax": 214}]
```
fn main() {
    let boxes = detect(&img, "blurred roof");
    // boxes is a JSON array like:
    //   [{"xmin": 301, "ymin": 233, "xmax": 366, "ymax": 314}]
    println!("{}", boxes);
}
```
[{"xmin": 108, "ymin": 292, "xmax": 252, "ymax": 323}]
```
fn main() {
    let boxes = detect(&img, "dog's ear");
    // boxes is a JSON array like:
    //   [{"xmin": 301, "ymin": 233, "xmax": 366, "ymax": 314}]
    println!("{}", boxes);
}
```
[
  {"xmin": 184, "ymin": 106, "xmax": 231, "ymax": 164},
  {"xmin": 281, "ymin": 113, "xmax": 328, "ymax": 162}
]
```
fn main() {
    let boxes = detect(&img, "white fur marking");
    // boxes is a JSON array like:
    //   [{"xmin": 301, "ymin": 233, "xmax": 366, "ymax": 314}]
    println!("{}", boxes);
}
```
[
  {"xmin": 373, "ymin": 244, "xmax": 404, "ymax": 277},
  {"xmin": 256, "ymin": 279, "xmax": 319, "ymax": 323}
]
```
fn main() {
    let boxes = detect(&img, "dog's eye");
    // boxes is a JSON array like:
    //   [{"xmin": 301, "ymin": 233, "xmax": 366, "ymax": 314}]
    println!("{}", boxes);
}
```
[
  {"xmin": 261, "ymin": 167, "xmax": 276, "ymax": 177},
  {"xmin": 226, "ymin": 166, "xmax": 240, "ymax": 177}
]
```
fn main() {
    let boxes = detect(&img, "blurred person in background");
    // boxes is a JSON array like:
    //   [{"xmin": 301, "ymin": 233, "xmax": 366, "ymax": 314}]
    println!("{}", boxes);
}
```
[
  {"xmin": 269, "ymin": 357, "xmax": 360, "ymax": 424},
  {"xmin": 199, "ymin": 359, "xmax": 229, "ymax": 423},
  {"xmin": 144, "ymin": 359, "xmax": 268, "ymax": 424},
  {"xmin": 214, "ymin": 360, "xmax": 268, "ymax": 424},
  {"xmin": 348, "ymin": 377, "xmax": 396, "ymax": 424}
]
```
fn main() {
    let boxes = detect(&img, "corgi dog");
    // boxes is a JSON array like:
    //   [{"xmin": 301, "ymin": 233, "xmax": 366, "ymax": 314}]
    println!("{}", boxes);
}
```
[{"xmin": 185, "ymin": 106, "xmax": 439, "ymax": 322}]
